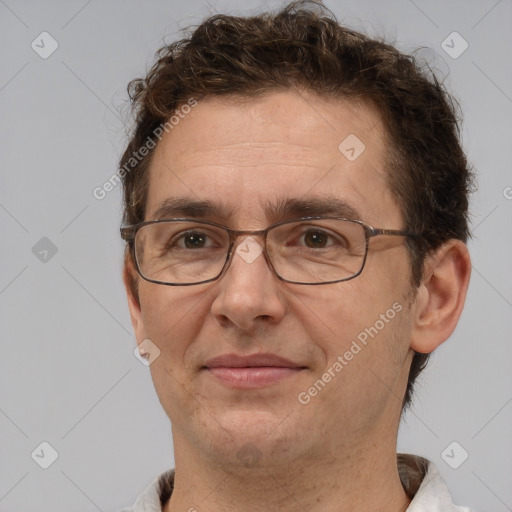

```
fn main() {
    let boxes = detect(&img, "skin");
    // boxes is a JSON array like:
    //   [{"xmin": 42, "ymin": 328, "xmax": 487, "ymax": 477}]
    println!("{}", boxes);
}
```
[{"xmin": 124, "ymin": 89, "xmax": 471, "ymax": 512}]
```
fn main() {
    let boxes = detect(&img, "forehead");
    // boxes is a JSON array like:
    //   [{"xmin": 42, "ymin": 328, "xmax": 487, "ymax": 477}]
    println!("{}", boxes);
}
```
[{"xmin": 146, "ymin": 90, "xmax": 402, "ymax": 228}]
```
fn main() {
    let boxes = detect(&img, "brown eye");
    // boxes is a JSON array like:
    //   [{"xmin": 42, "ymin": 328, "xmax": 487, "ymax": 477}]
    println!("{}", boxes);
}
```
[
  {"xmin": 303, "ymin": 231, "xmax": 329, "ymax": 248},
  {"xmin": 182, "ymin": 233, "xmax": 207, "ymax": 248}
]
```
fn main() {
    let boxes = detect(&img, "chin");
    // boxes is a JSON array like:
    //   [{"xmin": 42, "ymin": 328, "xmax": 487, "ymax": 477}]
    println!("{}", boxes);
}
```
[
  {"xmin": 216, "ymin": 408, "xmax": 285, "ymax": 437},
  {"xmin": 200, "ymin": 409, "xmax": 309, "ymax": 465}
]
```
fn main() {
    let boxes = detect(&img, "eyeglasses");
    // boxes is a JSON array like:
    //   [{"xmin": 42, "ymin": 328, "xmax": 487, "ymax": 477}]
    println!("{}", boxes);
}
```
[{"xmin": 120, "ymin": 217, "xmax": 419, "ymax": 286}]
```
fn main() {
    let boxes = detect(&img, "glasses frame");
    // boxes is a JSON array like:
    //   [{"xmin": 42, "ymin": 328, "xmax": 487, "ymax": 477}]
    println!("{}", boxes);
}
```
[{"xmin": 120, "ymin": 216, "xmax": 420, "ymax": 286}]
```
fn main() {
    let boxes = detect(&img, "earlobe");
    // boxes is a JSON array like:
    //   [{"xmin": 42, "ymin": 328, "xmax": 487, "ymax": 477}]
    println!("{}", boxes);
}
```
[{"xmin": 410, "ymin": 239, "xmax": 471, "ymax": 354}]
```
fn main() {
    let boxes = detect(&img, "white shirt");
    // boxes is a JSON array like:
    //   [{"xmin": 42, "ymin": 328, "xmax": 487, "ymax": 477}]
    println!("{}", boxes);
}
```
[{"xmin": 122, "ymin": 455, "xmax": 473, "ymax": 512}]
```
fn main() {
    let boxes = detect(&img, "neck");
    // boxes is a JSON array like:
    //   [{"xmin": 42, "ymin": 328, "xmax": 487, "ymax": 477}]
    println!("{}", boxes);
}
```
[{"xmin": 165, "ymin": 434, "xmax": 410, "ymax": 512}]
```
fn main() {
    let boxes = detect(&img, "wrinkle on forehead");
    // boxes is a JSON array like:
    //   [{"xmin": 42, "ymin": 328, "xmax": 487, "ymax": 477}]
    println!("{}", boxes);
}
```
[{"xmin": 146, "ymin": 91, "xmax": 401, "ymax": 229}]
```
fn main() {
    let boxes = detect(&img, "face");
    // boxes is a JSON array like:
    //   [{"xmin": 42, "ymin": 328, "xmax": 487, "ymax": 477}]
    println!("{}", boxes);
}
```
[{"xmin": 125, "ymin": 90, "xmax": 417, "ymax": 469}]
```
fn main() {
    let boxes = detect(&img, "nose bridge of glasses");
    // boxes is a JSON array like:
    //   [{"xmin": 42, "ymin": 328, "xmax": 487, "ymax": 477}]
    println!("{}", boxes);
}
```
[
  {"xmin": 219, "ymin": 228, "xmax": 275, "ymax": 282},
  {"xmin": 229, "ymin": 226, "xmax": 267, "ymax": 239},
  {"xmin": 227, "ymin": 227, "xmax": 268, "ymax": 253}
]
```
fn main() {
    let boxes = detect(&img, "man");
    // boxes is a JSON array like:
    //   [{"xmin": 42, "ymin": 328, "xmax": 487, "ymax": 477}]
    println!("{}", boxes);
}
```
[{"xmin": 119, "ymin": 1, "xmax": 473, "ymax": 510}]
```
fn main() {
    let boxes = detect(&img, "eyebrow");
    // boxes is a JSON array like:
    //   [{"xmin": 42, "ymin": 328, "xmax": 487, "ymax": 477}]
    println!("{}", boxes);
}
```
[
  {"xmin": 266, "ymin": 197, "xmax": 362, "ymax": 222},
  {"xmin": 149, "ymin": 196, "xmax": 362, "ymax": 223},
  {"xmin": 150, "ymin": 197, "xmax": 232, "ymax": 221}
]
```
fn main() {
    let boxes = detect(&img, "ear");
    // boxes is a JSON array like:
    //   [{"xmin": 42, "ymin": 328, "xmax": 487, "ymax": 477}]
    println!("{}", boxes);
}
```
[
  {"xmin": 123, "ymin": 258, "xmax": 146, "ymax": 343},
  {"xmin": 410, "ymin": 239, "xmax": 471, "ymax": 353}
]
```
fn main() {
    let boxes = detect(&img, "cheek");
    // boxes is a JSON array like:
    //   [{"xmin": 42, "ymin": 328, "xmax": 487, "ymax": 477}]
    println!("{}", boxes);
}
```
[
  {"xmin": 138, "ymin": 285, "xmax": 212, "ymax": 362},
  {"xmin": 365, "ymin": 245, "xmax": 413, "ymax": 293},
  {"xmin": 139, "ymin": 286, "xmax": 214, "ymax": 421},
  {"xmin": 291, "ymin": 276, "xmax": 403, "ymax": 356},
  {"xmin": 290, "ymin": 264, "xmax": 412, "ymax": 398},
  {"xmin": 298, "ymin": 297, "xmax": 412, "ymax": 432}
]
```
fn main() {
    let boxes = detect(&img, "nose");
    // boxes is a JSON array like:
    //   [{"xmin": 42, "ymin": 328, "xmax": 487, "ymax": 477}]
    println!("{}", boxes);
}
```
[{"xmin": 210, "ymin": 236, "xmax": 286, "ymax": 332}]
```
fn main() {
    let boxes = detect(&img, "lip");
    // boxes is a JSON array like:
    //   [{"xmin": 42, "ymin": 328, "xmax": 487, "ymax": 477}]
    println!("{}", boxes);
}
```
[{"xmin": 203, "ymin": 353, "xmax": 306, "ymax": 389}]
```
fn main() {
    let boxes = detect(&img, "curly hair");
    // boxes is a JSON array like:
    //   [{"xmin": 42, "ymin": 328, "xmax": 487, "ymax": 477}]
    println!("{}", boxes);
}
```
[{"xmin": 119, "ymin": 0, "xmax": 473, "ymax": 410}]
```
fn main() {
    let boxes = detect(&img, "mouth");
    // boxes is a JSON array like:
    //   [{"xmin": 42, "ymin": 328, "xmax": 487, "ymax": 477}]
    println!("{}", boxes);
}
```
[{"xmin": 203, "ymin": 353, "xmax": 307, "ymax": 389}]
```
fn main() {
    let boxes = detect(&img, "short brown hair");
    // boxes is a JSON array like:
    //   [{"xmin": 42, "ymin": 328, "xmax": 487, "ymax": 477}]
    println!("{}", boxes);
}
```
[{"xmin": 119, "ymin": 0, "xmax": 473, "ymax": 410}]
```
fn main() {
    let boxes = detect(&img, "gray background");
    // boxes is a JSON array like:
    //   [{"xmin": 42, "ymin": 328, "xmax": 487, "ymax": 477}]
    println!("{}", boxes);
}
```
[{"xmin": 1, "ymin": 0, "xmax": 511, "ymax": 510}]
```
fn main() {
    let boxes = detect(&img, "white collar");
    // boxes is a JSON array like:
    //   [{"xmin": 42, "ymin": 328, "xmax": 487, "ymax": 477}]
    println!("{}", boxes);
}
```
[{"xmin": 407, "ymin": 461, "xmax": 473, "ymax": 512}]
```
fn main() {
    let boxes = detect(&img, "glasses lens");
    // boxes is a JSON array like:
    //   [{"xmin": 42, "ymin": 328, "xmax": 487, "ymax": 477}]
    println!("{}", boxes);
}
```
[
  {"xmin": 135, "ymin": 221, "xmax": 229, "ymax": 284},
  {"xmin": 267, "ymin": 219, "xmax": 367, "ymax": 283}
]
